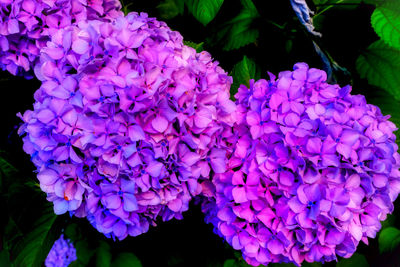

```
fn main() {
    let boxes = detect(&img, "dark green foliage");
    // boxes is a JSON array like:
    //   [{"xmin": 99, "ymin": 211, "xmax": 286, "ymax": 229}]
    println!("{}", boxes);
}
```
[
  {"xmin": 230, "ymin": 55, "xmax": 260, "ymax": 98},
  {"xmin": 185, "ymin": 0, "xmax": 224, "ymax": 25},
  {"xmin": 336, "ymin": 253, "xmax": 369, "ymax": 267},
  {"xmin": 356, "ymin": 40, "xmax": 400, "ymax": 100},
  {"xmin": 379, "ymin": 227, "xmax": 400, "ymax": 253},
  {"xmin": 371, "ymin": 3, "xmax": 400, "ymax": 49},
  {"xmin": 368, "ymin": 91, "xmax": 400, "ymax": 145},
  {"xmin": 381, "ymin": 213, "xmax": 397, "ymax": 229},
  {"xmin": 13, "ymin": 207, "xmax": 57, "ymax": 267},
  {"xmin": 112, "ymin": 252, "xmax": 142, "ymax": 267},
  {"xmin": 223, "ymin": 258, "xmax": 252, "ymax": 267},
  {"xmin": 95, "ymin": 242, "xmax": 112, "ymax": 267},
  {"xmin": 0, "ymin": 250, "xmax": 12, "ymax": 267},
  {"xmin": 356, "ymin": 0, "xmax": 400, "ymax": 101},
  {"xmin": 157, "ymin": 0, "xmax": 184, "ymax": 19},
  {"xmin": 183, "ymin": 40, "xmax": 205, "ymax": 52},
  {"xmin": 213, "ymin": 0, "xmax": 259, "ymax": 51},
  {"xmin": 0, "ymin": 155, "xmax": 59, "ymax": 267}
]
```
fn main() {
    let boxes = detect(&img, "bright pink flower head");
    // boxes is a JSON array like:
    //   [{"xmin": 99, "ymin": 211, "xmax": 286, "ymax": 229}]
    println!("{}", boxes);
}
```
[
  {"xmin": 19, "ymin": 12, "xmax": 235, "ymax": 240},
  {"xmin": 0, "ymin": 0, "xmax": 122, "ymax": 77},
  {"xmin": 201, "ymin": 63, "xmax": 400, "ymax": 266}
]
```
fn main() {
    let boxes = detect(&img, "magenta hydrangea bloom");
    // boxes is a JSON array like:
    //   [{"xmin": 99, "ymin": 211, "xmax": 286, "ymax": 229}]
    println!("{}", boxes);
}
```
[
  {"xmin": 19, "ymin": 12, "xmax": 235, "ymax": 240},
  {"xmin": 45, "ymin": 234, "xmax": 77, "ymax": 267},
  {"xmin": 0, "ymin": 0, "xmax": 122, "ymax": 77},
  {"xmin": 201, "ymin": 63, "xmax": 400, "ymax": 266}
]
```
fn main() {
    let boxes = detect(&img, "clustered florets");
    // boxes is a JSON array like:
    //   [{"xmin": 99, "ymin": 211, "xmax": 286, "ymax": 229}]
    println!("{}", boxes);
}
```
[
  {"xmin": 0, "ymin": 0, "xmax": 122, "ymax": 77},
  {"xmin": 2, "ymin": 0, "xmax": 399, "ymax": 264},
  {"xmin": 19, "ymin": 12, "xmax": 235, "ymax": 240},
  {"xmin": 45, "ymin": 234, "xmax": 77, "ymax": 267},
  {"xmin": 201, "ymin": 63, "xmax": 400, "ymax": 266}
]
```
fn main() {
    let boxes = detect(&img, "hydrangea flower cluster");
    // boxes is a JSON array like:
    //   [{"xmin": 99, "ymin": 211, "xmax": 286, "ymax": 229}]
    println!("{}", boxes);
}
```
[
  {"xmin": 8, "ymin": 0, "xmax": 399, "ymax": 261},
  {"xmin": 45, "ymin": 234, "xmax": 77, "ymax": 267},
  {"xmin": 201, "ymin": 63, "xmax": 400, "ymax": 266},
  {"xmin": 0, "ymin": 0, "xmax": 122, "ymax": 77},
  {"xmin": 19, "ymin": 12, "xmax": 235, "ymax": 240}
]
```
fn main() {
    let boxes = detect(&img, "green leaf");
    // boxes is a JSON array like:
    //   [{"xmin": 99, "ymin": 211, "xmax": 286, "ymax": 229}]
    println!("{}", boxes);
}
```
[
  {"xmin": 0, "ymin": 155, "xmax": 17, "ymax": 179},
  {"xmin": 303, "ymin": 263, "xmax": 323, "ymax": 267},
  {"xmin": 95, "ymin": 241, "xmax": 112, "ymax": 267},
  {"xmin": 223, "ymin": 258, "xmax": 254, "ymax": 267},
  {"xmin": 379, "ymin": 227, "xmax": 400, "ymax": 253},
  {"xmin": 75, "ymin": 240, "xmax": 96, "ymax": 266},
  {"xmin": 112, "ymin": 253, "xmax": 142, "ymax": 267},
  {"xmin": 220, "ymin": 0, "xmax": 259, "ymax": 51},
  {"xmin": 120, "ymin": 0, "xmax": 133, "ymax": 16},
  {"xmin": 64, "ymin": 223, "xmax": 82, "ymax": 243},
  {"xmin": 240, "ymin": 0, "xmax": 257, "ymax": 11},
  {"xmin": 368, "ymin": 91, "xmax": 400, "ymax": 145},
  {"xmin": 69, "ymin": 260, "xmax": 85, "ymax": 267},
  {"xmin": 230, "ymin": 250, "xmax": 260, "ymax": 267},
  {"xmin": 0, "ymin": 154, "xmax": 18, "ymax": 194},
  {"xmin": 185, "ymin": 0, "xmax": 224, "ymax": 26},
  {"xmin": 313, "ymin": 0, "xmax": 381, "ymax": 6},
  {"xmin": 223, "ymin": 259, "xmax": 239, "ymax": 267},
  {"xmin": 356, "ymin": 40, "xmax": 400, "ymax": 100},
  {"xmin": 380, "ymin": 213, "xmax": 396, "ymax": 229},
  {"xmin": 313, "ymin": 0, "xmax": 382, "ymax": 19},
  {"xmin": 3, "ymin": 217, "xmax": 23, "ymax": 252},
  {"xmin": 183, "ymin": 40, "xmax": 204, "ymax": 52},
  {"xmin": 269, "ymin": 263, "xmax": 296, "ymax": 267},
  {"xmin": 313, "ymin": 0, "xmax": 362, "ymax": 5},
  {"xmin": 13, "ymin": 203, "xmax": 58, "ymax": 267},
  {"xmin": 230, "ymin": 56, "xmax": 260, "ymax": 97},
  {"xmin": 1, "ymin": 154, "xmax": 61, "ymax": 267},
  {"xmin": 336, "ymin": 253, "xmax": 369, "ymax": 267},
  {"xmin": 157, "ymin": 0, "xmax": 184, "ymax": 20},
  {"xmin": 0, "ymin": 250, "xmax": 12, "ymax": 267},
  {"xmin": 372, "ymin": 4, "xmax": 400, "ymax": 49},
  {"xmin": 285, "ymin": 40, "xmax": 293, "ymax": 53},
  {"xmin": 313, "ymin": 0, "xmax": 363, "ymax": 16}
]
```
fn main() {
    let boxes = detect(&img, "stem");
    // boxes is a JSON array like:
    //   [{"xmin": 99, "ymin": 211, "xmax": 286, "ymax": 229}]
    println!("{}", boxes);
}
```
[
  {"xmin": 315, "ymin": 2, "xmax": 363, "ymax": 7},
  {"xmin": 262, "ymin": 18, "xmax": 286, "ymax": 30},
  {"xmin": 314, "ymin": 0, "xmax": 346, "ymax": 19}
]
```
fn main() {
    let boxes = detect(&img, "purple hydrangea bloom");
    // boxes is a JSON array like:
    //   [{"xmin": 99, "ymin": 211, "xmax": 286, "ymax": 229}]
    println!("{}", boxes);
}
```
[
  {"xmin": 19, "ymin": 12, "xmax": 236, "ymax": 240},
  {"xmin": 0, "ymin": 0, "xmax": 122, "ymax": 77},
  {"xmin": 201, "ymin": 63, "xmax": 400, "ymax": 266},
  {"xmin": 45, "ymin": 234, "xmax": 77, "ymax": 267}
]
